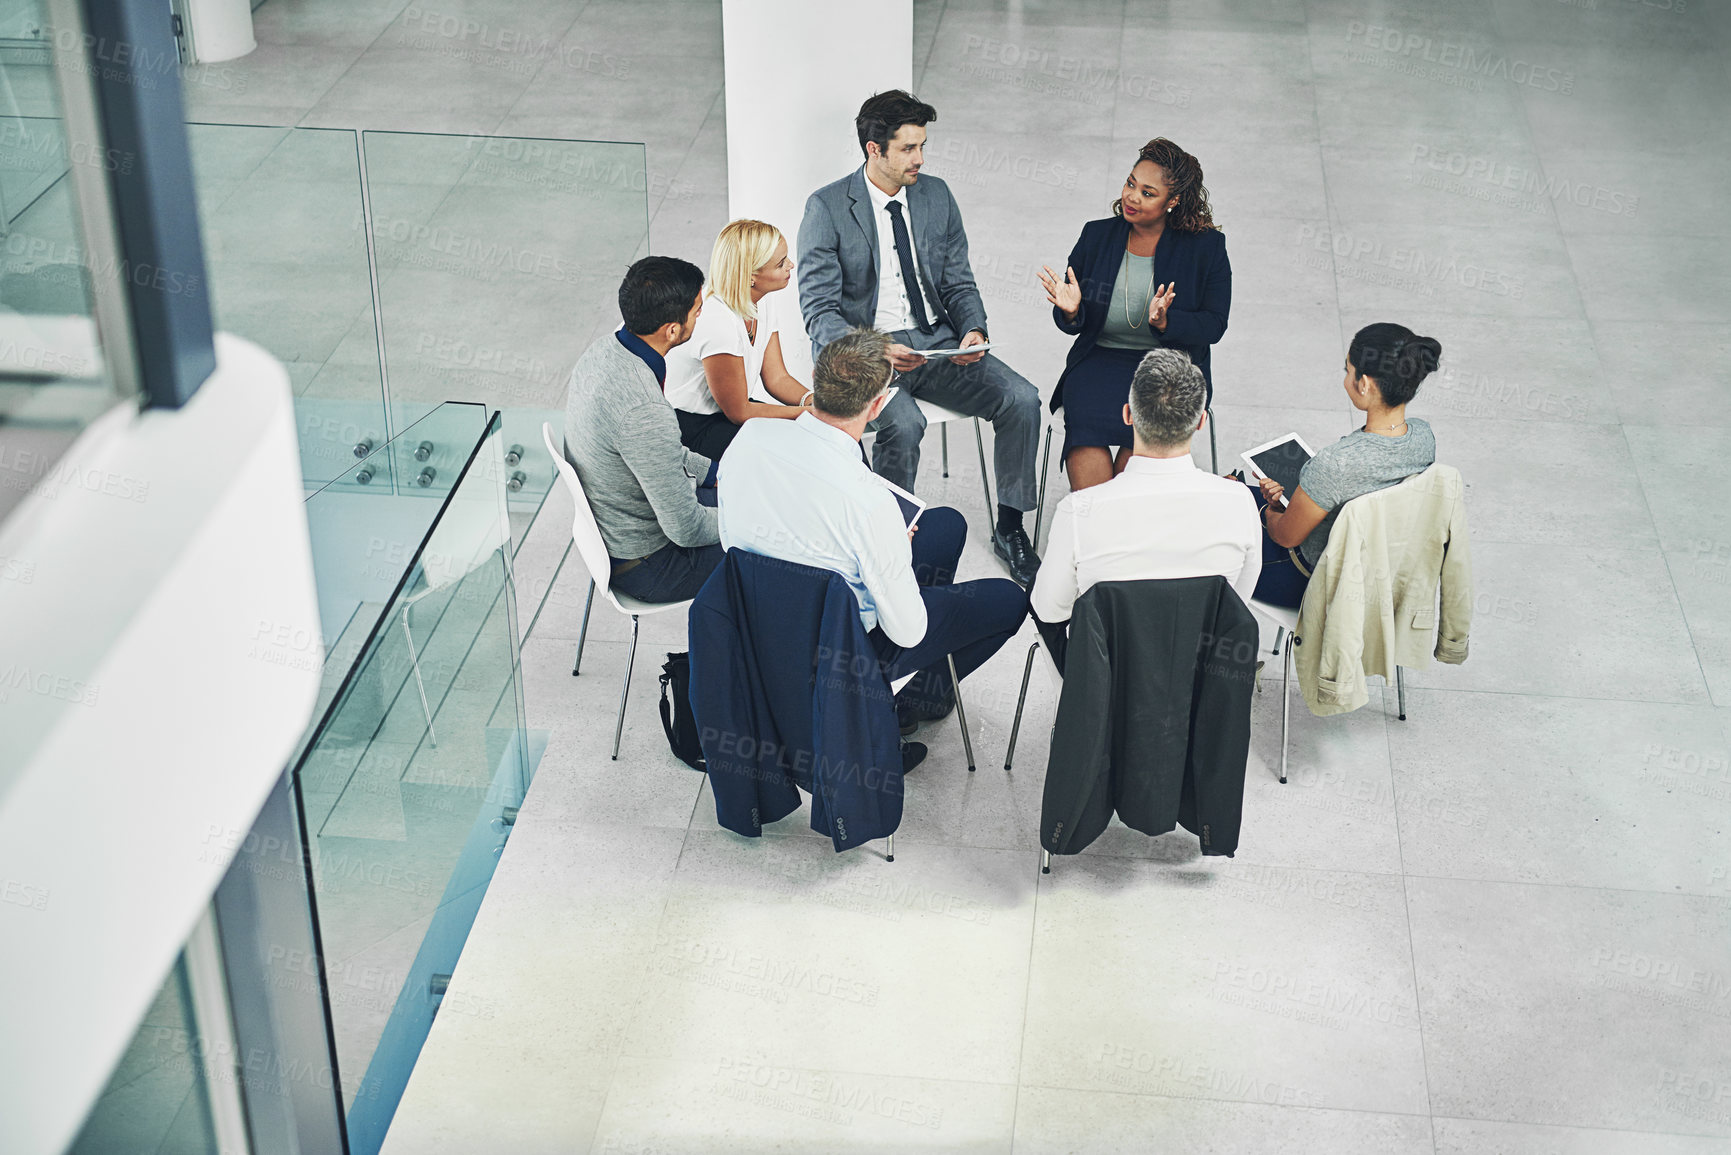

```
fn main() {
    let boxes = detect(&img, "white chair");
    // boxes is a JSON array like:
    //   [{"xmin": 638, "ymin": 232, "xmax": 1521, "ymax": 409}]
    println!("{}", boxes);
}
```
[
  {"xmin": 543, "ymin": 422, "xmax": 694, "ymax": 761},
  {"xmin": 921, "ymin": 400, "xmax": 995, "ymax": 518},
  {"xmin": 1248, "ymin": 598, "xmax": 1408, "ymax": 787}
]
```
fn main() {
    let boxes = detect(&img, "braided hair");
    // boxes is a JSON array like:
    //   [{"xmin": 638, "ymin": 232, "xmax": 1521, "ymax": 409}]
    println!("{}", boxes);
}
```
[{"xmin": 1113, "ymin": 138, "xmax": 1217, "ymax": 232}]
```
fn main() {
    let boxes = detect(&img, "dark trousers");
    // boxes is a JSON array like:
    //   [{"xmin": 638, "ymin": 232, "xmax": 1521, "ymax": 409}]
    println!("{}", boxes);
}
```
[
  {"xmin": 1248, "ymin": 484, "xmax": 1310, "ymax": 610},
  {"xmin": 675, "ymin": 409, "xmax": 740, "ymax": 462},
  {"xmin": 868, "ymin": 506, "xmax": 1030, "ymax": 713},
  {"xmin": 609, "ymin": 540, "xmax": 723, "ymax": 604},
  {"xmin": 867, "ymin": 323, "xmax": 1041, "ymax": 510}
]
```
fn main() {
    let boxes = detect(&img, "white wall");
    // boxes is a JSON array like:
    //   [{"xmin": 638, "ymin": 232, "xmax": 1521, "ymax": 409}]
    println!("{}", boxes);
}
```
[{"xmin": 721, "ymin": 0, "xmax": 912, "ymax": 378}]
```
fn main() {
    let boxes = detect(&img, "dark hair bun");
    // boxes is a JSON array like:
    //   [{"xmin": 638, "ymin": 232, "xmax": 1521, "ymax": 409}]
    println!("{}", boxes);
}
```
[{"xmin": 1395, "ymin": 335, "xmax": 1441, "ymax": 382}]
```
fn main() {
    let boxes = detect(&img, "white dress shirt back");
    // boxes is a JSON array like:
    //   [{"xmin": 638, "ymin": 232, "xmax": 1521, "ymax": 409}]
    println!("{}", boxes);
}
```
[
  {"xmin": 865, "ymin": 178, "xmax": 935, "ymax": 335},
  {"xmin": 1030, "ymin": 455, "xmax": 1262, "ymax": 624},
  {"xmin": 718, "ymin": 413, "xmax": 928, "ymax": 646}
]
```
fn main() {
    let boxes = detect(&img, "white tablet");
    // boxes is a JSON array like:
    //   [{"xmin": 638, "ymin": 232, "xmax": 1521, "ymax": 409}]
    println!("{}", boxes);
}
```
[
  {"xmin": 875, "ymin": 475, "xmax": 927, "ymax": 527},
  {"xmin": 1241, "ymin": 433, "xmax": 1316, "ymax": 507},
  {"xmin": 918, "ymin": 342, "xmax": 994, "ymax": 359}
]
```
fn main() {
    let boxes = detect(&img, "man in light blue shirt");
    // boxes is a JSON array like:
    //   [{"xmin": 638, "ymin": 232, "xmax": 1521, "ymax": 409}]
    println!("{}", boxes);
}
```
[{"xmin": 719, "ymin": 328, "xmax": 1029, "ymax": 735}]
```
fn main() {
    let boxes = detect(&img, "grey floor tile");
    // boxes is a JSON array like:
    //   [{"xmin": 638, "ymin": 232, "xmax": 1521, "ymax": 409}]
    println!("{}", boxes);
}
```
[
  {"xmin": 1020, "ymin": 856, "xmax": 1429, "ymax": 1115},
  {"xmin": 1390, "ymin": 689, "xmax": 1730, "ymax": 894},
  {"xmin": 622, "ymin": 834, "xmax": 1039, "ymax": 1085},
  {"xmin": 1012, "ymin": 1086, "xmax": 1433, "ymax": 1154},
  {"xmin": 1408, "ymin": 877, "xmax": 1731, "ymax": 1135},
  {"xmin": 1433, "ymin": 1117, "xmax": 1731, "ymax": 1154},
  {"xmin": 1597, "ymin": 323, "xmax": 1731, "ymax": 427},
  {"xmin": 593, "ymin": 1056, "xmax": 1014, "ymax": 1153},
  {"xmin": 1399, "ymin": 541, "xmax": 1708, "ymax": 704},
  {"xmin": 383, "ymin": 821, "xmax": 687, "ymax": 1154}
]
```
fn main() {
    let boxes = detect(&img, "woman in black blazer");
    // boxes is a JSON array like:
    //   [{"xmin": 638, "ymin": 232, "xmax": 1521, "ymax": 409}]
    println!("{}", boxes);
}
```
[{"xmin": 1039, "ymin": 138, "xmax": 1231, "ymax": 490}]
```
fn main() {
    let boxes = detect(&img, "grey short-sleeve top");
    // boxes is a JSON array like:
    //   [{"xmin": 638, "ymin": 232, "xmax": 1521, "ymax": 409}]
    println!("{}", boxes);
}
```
[{"xmin": 1295, "ymin": 417, "xmax": 1436, "ymax": 567}]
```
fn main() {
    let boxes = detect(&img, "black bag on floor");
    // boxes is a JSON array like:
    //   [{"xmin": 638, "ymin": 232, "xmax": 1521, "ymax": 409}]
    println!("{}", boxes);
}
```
[{"xmin": 658, "ymin": 651, "xmax": 706, "ymax": 771}]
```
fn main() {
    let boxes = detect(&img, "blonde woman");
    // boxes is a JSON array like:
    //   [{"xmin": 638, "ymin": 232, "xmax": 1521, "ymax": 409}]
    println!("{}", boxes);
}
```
[{"xmin": 666, "ymin": 219, "xmax": 812, "ymax": 461}]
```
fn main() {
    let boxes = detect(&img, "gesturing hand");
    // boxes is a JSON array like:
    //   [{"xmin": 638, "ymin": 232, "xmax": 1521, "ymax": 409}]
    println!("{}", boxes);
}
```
[
  {"xmin": 1149, "ymin": 283, "xmax": 1176, "ymax": 332},
  {"xmin": 1039, "ymin": 264, "xmax": 1082, "ymax": 318}
]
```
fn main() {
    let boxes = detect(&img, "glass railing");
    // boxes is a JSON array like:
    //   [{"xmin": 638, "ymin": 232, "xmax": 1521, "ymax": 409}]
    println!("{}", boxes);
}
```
[
  {"xmin": 0, "ymin": 0, "xmax": 112, "ymax": 525},
  {"xmin": 185, "ymin": 124, "xmax": 388, "ymax": 492},
  {"xmin": 294, "ymin": 402, "xmax": 533, "ymax": 1154},
  {"xmin": 179, "ymin": 124, "xmax": 650, "ymax": 513},
  {"xmin": 64, "ymin": 951, "xmax": 223, "ymax": 1155},
  {"xmin": 362, "ymin": 130, "xmax": 649, "ymax": 510}
]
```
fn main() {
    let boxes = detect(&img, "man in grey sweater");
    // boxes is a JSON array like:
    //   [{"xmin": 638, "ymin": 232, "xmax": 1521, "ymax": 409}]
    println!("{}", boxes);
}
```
[{"xmin": 564, "ymin": 256, "xmax": 720, "ymax": 603}]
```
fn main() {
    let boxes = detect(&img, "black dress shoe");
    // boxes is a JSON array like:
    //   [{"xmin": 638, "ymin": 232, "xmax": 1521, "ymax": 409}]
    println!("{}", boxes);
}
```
[
  {"xmin": 900, "ymin": 741, "xmax": 928, "ymax": 774},
  {"xmin": 993, "ymin": 526, "xmax": 1041, "ymax": 587}
]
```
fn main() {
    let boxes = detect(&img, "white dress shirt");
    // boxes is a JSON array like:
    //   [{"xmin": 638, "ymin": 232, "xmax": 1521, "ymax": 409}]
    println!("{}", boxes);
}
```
[
  {"xmin": 865, "ymin": 177, "xmax": 936, "ymax": 335},
  {"xmin": 718, "ymin": 413, "xmax": 927, "ymax": 645},
  {"xmin": 1030, "ymin": 454, "xmax": 1262, "ymax": 623},
  {"xmin": 664, "ymin": 291, "xmax": 782, "ymax": 415}
]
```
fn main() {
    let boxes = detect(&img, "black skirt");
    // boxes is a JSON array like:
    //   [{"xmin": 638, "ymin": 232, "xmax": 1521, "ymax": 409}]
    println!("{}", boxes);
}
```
[{"xmin": 1057, "ymin": 345, "xmax": 1147, "ymax": 461}]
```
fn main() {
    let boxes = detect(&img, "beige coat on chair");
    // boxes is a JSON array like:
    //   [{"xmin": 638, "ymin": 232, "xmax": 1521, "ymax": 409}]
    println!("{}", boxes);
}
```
[{"xmin": 1295, "ymin": 463, "xmax": 1473, "ymax": 716}]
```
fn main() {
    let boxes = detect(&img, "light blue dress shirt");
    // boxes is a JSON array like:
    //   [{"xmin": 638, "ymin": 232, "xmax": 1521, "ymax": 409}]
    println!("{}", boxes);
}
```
[{"xmin": 717, "ymin": 413, "xmax": 927, "ymax": 646}]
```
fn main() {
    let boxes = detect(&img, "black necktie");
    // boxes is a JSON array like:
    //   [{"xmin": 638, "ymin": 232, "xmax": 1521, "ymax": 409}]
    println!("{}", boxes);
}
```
[{"xmin": 884, "ymin": 200, "xmax": 933, "ymax": 335}]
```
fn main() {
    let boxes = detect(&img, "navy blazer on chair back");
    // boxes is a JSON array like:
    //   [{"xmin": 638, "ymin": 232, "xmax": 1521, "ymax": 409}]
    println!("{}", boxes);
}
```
[
  {"xmin": 1050, "ymin": 216, "xmax": 1231, "ymax": 410},
  {"xmin": 689, "ymin": 549, "xmax": 904, "ymax": 852}
]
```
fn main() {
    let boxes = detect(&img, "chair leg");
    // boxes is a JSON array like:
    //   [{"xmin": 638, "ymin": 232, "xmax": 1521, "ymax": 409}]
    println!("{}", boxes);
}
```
[
  {"xmin": 612, "ymin": 616, "xmax": 640, "ymax": 761},
  {"xmin": 1271, "ymin": 625, "xmax": 1284, "ymax": 657},
  {"xmin": 941, "ymin": 422, "xmax": 949, "ymax": 477},
  {"xmin": 1041, "ymin": 850, "xmax": 1050, "ymax": 875},
  {"xmin": 972, "ymin": 417, "xmax": 996, "ymax": 518},
  {"xmin": 1033, "ymin": 424, "xmax": 1052, "ymax": 551},
  {"xmin": 885, "ymin": 834, "xmax": 895, "ymax": 863},
  {"xmin": 947, "ymin": 653, "xmax": 976, "ymax": 773},
  {"xmin": 1004, "ymin": 642, "xmax": 1038, "ymax": 771},
  {"xmin": 1279, "ymin": 635, "xmax": 1293, "ymax": 784},
  {"xmin": 1396, "ymin": 665, "xmax": 1407, "ymax": 721},
  {"xmin": 401, "ymin": 604, "xmax": 437, "ymax": 748},
  {"xmin": 572, "ymin": 577, "xmax": 596, "ymax": 676},
  {"xmin": 1206, "ymin": 405, "xmax": 1218, "ymax": 473}
]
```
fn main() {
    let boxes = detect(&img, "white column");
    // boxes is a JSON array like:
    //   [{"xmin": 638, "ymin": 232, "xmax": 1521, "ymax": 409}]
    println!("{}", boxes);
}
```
[{"xmin": 721, "ymin": 0, "xmax": 912, "ymax": 377}]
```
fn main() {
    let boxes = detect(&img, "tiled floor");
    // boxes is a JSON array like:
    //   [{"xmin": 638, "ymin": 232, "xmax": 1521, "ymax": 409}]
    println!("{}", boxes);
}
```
[{"xmin": 198, "ymin": 0, "xmax": 1731, "ymax": 1150}]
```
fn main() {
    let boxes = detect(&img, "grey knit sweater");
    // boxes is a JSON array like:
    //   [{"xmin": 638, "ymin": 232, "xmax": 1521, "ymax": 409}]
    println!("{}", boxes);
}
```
[{"xmin": 562, "ymin": 332, "xmax": 718, "ymax": 560}]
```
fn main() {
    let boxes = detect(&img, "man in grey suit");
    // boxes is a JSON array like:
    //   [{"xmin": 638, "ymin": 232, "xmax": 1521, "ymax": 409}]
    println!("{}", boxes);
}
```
[{"xmin": 796, "ymin": 90, "xmax": 1042, "ymax": 586}]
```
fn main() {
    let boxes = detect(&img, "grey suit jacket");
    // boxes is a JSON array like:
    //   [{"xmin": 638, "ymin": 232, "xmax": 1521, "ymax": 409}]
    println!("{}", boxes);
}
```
[{"xmin": 795, "ymin": 166, "xmax": 989, "ymax": 352}]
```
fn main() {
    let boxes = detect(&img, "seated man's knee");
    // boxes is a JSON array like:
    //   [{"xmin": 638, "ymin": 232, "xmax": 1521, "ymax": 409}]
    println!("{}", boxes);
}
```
[{"xmin": 923, "ymin": 506, "xmax": 967, "ymax": 545}]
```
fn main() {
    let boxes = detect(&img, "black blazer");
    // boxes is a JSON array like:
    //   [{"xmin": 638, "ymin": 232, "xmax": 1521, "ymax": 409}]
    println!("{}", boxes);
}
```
[
  {"xmin": 1039, "ymin": 577, "xmax": 1256, "ymax": 858},
  {"xmin": 1050, "ymin": 216, "xmax": 1231, "ymax": 411}
]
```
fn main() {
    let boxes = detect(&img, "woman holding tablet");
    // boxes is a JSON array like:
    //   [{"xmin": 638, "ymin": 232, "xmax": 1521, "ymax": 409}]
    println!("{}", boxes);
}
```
[
  {"xmin": 1252, "ymin": 323, "xmax": 1443, "ymax": 608},
  {"xmin": 1038, "ymin": 138, "xmax": 1231, "ymax": 491},
  {"xmin": 666, "ymin": 219, "xmax": 812, "ymax": 461}
]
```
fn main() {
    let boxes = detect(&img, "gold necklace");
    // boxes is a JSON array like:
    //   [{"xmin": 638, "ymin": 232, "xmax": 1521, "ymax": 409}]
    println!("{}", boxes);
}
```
[{"xmin": 1123, "ymin": 250, "xmax": 1156, "ymax": 330}]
